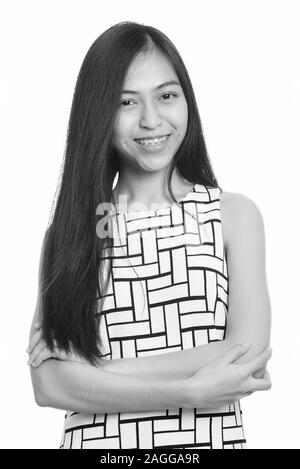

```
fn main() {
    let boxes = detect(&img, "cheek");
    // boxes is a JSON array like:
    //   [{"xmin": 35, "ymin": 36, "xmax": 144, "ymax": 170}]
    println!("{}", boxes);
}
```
[
  {"xmin": 121, "ymin": 138, "xmax": 134, "ymax": 150},
  {"xmin": 112, "ymin": 126, "xmax": 133, "ymax": 151},
  {"xmin": 171, "ymin": 101, "xmax": 188, "ymax": 130},
  {"xmin": 179, "ymin": 100, "xmax": 189, "ymax": 125},
  {"xmin": 116, "ymin": 112, "xmax": 135, "ymax": 134}
]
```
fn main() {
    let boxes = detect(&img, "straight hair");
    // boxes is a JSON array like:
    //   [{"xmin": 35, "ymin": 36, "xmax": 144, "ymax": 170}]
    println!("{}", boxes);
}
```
[{"xmin": 39, "ymin": 21, "xmax": 221, "ymax": 366}]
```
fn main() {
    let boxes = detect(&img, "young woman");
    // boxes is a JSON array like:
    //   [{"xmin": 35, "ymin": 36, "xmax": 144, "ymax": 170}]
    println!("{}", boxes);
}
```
[{"xmin": 27, "ymin": 21, "xmax": 272, "ymax": 450}]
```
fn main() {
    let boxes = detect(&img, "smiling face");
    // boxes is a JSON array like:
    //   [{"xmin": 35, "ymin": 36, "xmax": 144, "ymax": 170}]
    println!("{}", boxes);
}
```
[{"xmin": 112, "ymin": 49, "xmax": 188, "ymax": 173}]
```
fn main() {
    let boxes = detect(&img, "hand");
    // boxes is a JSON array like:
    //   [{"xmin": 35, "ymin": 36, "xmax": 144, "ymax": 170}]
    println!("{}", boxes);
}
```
[
  {"xmin": 26, "ymin": 322, "xmax": 88, "ymax": 368},
  {"xmin": 185, "ymin": 341, "xmax": 272, "ymax": 410}
]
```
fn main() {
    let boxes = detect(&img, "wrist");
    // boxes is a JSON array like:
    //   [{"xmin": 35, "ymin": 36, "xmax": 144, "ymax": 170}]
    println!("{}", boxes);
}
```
[
  {"xmin": 181, "ymin": 376, "xmax": 208, "ymax": 410},
  {"xmin": 178, "ymin": 377, "xmax": 195, "ymax": 409},
  {"xmin": 180, "ymin": 378, "xmax": 194, "ymax": 409}
]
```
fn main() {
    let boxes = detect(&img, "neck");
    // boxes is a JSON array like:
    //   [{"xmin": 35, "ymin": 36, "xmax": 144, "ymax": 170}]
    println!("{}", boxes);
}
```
[{"xmin": 113, "ymin": 167, "xmax": 189, "ymax": 206}]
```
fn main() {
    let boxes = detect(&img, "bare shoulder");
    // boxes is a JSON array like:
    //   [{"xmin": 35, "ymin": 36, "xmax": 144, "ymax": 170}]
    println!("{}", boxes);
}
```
[
  {"xmin": 219, "ymin": 190, "xmax": 263, "ymax": 215},
  {"xmin": 219, "ymin": 190, "xmax": 265, "ymax": 252}
]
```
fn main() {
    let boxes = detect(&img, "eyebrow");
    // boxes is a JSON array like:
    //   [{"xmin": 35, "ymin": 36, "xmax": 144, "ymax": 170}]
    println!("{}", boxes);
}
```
[{"xmin": 121, "ymin": 80, "xmax": 181, "ymax": 94}]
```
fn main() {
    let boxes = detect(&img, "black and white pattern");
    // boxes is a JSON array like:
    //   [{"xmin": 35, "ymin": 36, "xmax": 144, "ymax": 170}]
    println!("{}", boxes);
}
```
[{"xmin": 59, "ymin": 183, "xmax": 247, "ymax": 449}]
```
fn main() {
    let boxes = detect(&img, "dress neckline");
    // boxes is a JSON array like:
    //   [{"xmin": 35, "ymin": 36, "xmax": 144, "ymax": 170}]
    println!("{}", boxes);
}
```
[{"xmin": 112, "ymin": 182, "xmax": 197, "ymax": 217}]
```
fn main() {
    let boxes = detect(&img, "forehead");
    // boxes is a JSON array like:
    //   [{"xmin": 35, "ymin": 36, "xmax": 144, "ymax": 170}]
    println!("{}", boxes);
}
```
[{"xmin": 123, "ymin": 50, "xmax": 178, "ymax": 90}]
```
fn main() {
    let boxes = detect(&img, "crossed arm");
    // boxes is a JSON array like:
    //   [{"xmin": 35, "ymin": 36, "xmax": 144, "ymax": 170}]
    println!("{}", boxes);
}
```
[{"xmin": 29, "ymin": 192, "xmax": 272, "ymax": 411}]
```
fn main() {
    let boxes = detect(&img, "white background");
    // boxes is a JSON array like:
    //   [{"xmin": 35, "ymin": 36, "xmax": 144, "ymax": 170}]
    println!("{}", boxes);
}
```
[{"xmin": 1, "ymin": 0, "xmax": 299, "ymax": 449}]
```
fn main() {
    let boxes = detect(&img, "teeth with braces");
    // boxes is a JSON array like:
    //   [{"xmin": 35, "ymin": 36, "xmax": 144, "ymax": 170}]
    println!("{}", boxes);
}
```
[{"xmin": 136, "ymin": 135, "xmax": 168, "ymax": 146}]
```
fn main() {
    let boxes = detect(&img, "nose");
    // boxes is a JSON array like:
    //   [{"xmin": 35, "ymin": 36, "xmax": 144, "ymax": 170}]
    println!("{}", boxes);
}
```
[{"xmin": 139, "ymin": 100, "xmax": 163, "ymax": 129}]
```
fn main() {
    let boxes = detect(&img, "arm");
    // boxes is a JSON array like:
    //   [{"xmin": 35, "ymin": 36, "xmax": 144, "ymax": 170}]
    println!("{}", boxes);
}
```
[
  {"xmin": 29, "ymin": 229, "xmax": 49, "ymax": 403},
  {"xmin": 220, "ymin": 192, "xmax": 271, "ymax": 376},
  {"xmin": 33, "ymin": 343, "xmax": 271, "ymax": 414},
  {"xmin": 31, "ymin": 358, "xmax": 187, "ymax": 413},
  {"xmin": 101, "ymin": 192, "xmax": 271, "ymax": 380},
  {"xmin": 101, "ymin": 340, "xmax": 234, "ymax": 379},
  {"xmin": 29, "ymin": 194, "xmax": 271, "ymax": 412},
  {"xmin": 28, "ymin": 230, "xmax": 188, "ymax": 413}
]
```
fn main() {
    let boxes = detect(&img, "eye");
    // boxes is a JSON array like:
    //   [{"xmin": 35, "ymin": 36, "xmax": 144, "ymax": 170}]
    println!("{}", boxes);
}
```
[
  {"xmin": 120, "ymin": 99, "xmax": 135, "ymax": 107},
  {"xmin": 161, "ymin": 92, "xmax": 178, "ymax": 101},
  {"xmin": 120, "ymin": 92, "xmax": 178, "ymax": 107}
]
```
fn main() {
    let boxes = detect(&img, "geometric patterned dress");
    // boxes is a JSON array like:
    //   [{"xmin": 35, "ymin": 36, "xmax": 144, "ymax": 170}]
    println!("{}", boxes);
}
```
[{"xmin": 59, "ymin": 183, "xmax": 247, "ymax": 449}]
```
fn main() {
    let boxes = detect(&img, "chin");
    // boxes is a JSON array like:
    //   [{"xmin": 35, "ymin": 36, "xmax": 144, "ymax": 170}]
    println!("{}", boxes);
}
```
[{"xmin": 140, "ymin": 155, "xmax": 173, "ymax": 170}]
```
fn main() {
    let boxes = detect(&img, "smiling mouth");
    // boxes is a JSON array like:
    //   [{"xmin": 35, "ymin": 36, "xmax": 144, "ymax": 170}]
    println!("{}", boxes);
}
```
[{"xmin": 134, "ymin": 134, "xmax": 171, "ymax": 147}]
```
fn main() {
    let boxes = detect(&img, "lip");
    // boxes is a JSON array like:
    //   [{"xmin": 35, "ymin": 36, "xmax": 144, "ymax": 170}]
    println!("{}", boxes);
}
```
[
  {"xmin": 134, "ymin": 133, "xmax": 171, "ymax": 141},
  {"xmin": 135, "ymin": 134, "xmax": 171, "ymax": 153}
]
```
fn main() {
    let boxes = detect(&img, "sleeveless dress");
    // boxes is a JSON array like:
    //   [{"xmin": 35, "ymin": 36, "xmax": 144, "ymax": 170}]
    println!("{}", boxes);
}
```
[{"xmin": 59, "ymin": 183, "xmax": 247, "ymax": 449}]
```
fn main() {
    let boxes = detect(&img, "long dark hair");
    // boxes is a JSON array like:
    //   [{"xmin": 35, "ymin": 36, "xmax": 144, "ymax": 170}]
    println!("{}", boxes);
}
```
[{"xmin": 39, "ymin": 21, "xmax": 221, "ymax": 366}]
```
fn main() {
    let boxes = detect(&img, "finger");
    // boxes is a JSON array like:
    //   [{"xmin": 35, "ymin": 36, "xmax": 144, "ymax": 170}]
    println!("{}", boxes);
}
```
[
  {"xmin": 247, "ymin": 347, "xmax": 272, "ymax": 375},
  {"xmin": 30, "ymin": 348, "xmax": 53, "ymax": 367},
  {"xmin": 26, "ymin": 328, "xmax": 43, "ymax": 354},
  {"xmin": 247, "ymin": 375, "xmax": 272, "ymax": 392},
  {"xmin": 27, "ymin": 341, "xmax": 47, "ymax": 365},
  {"xmin": 34, "ymin": 320, "xmax": 42, "ymax": 330},
  {"xmin": 27, "ymin": 321, "xmax": 42, "ymax": 347},
  {"xmin": 27, "ymin": 333, "xmax": 43, "ymax": 360},
  {"xmin": 263, "ymin": 369, "xmax": 271, "ymax": 381},
  {"xmin": 252, "ymin": 366, "xmax": 266, "ymax": 379},
  {"xmin": 28, "ymin": 341, "xmax": 47, "ymax": 365},
  {"xmin": 223, "ymin": 340, "xmax": 251, "ymax": 364}
]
